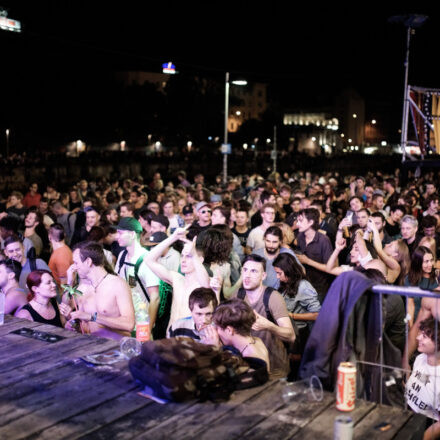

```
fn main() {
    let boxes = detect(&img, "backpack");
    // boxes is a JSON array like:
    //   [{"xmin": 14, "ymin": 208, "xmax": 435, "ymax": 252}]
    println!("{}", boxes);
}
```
[
  {"xmin": 27, "ymin": 247, "xmax": 37, "ymax": 272},
  {"xmin": 128, "ymin": 337, "xmax": 268, "ymax": 402},
  {"xmin": 238, "ymin": 286, "xmax": 292, "ymax": 351},
  {"xmin": 118, "ymin": 250, "xmax": 150, "ymax": 302},
  {"xmin": 237, "ymin": 286, "xmax": 275, "ymax": 323}
]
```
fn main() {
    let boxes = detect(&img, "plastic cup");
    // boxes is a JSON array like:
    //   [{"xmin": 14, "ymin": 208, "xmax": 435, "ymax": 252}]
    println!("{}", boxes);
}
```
[
  {"xmin": 120, "ymin": 337, "xmax": 142, "ymax": 359},
  {"xmin": 281, "ymin": 375, "xmax": 324, "ymax": 404}
]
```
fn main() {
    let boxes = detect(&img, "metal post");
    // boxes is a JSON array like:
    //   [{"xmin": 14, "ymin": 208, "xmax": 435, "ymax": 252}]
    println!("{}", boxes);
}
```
[
  {"xmin": 223, "ymin": 72, "xmax": 230, "ymax": 184},
  {"xmin": 400, "ymin": 27, "xmax": 412, "ymax": 162},
  {"xmin": 273, "ymin": 125, "xmax": 277, "ymax": 173},
  {"xmin": 6, "ymin": 129, "xmax": 10, "ymax": 158}
]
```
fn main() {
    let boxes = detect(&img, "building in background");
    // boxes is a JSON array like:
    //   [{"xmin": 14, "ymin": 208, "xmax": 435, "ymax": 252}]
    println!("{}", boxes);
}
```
[{"xmin": 228, "ymin": 83, "xmax": 268, "ymax": 132}]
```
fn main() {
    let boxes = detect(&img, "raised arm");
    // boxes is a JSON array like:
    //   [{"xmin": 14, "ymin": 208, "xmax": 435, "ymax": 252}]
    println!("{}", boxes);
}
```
[
  {"xmin": 144, "ymin": 227, "xmax": 189, "ymax": 285},
  {"xmin": 186, "ymin": 237, "xmax": 210, "ymax": 288},
  {"xmin": 404, "ymin": 297, "xmax": 432, "ymax": 368},
  {"xmin": 370, "ymin": 220, "xmax": 400, "ymax": 272},
  {"xmin": 326, "ymin": 238, "xmax": 346, "ymax": 272}
]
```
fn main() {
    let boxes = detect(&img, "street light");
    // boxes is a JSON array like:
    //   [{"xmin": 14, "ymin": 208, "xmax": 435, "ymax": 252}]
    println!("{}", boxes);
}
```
[
  {"xmin": 222, "ymin": 72, "xmax": 247, "ymax": 184},
  {"xmin": 5, "ymin": 129, "xmax": 10, "ymax": 157}
]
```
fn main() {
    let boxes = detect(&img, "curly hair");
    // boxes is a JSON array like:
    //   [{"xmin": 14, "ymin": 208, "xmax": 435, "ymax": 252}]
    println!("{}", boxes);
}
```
[{"xmin": 196, "ymin": 227, "xmax": 232, "ymax": 265}]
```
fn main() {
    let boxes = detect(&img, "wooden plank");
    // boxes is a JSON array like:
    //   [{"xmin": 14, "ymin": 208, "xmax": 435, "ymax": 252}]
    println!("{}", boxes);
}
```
[
  {"xmin": 290, "ymin": 398, "xmax": 376, "ymax": 439},
  {"xmin": 393, "ymin": 413, "xmax": 426, "ymax": 440},
  {"xmin": 137, "ymin": 380, "xmax": 287, "ymax": 440},
  {"xmin": 77, "ymin": 399, "xmax": 198, "ymax": 440},
  {"xmin": 0, "ymin": 330, "xmax": 117, "ymax": 373},
  {"xmin": 0, "ymin": 336, "xmax": 119, "ymax": 388},
  {"xmin": 353, "ymin": 405, "xmax": 413, "ymax": 439},
  {"xmin": 0, "ymin": 359, "xmax": 137, "ymax": 438},
  {"xmin": 136, "ymin": 380, "xmax": 277, "ymax": 440},
  {"xmin": 0, "ymin": 322, "xmax": 82, "ymax": 367},
  {"xmin": 29, "ymin": 390, "xmax": 154, "ymax": 439},
  {"xmin": 84, "ymin": 382, "xmax": 275, "ymax": 440},
  {"xmin": 240, "ymin": 393, "xmax": 334, "ymax": 440},
  {"xmin": 0, "ymin": 317, "xmax": 42, "ymax": 336}
]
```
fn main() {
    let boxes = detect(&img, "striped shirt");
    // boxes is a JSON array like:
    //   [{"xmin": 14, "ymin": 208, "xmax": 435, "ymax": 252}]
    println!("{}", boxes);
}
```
[{"xmin": 167, "ymin": 316, "xmax": 201, "ymax": 340}]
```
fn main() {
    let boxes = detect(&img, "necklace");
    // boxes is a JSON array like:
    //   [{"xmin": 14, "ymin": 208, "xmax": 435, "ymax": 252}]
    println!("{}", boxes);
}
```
[
  {"xmin": 32, "ymin": 298, "xmax": 50, "ymax": 307},
  {"xmin": 240, "ymin": 337, "xmax": 256, "ymax": 355},
  {"xmin": 93, "ymin": 272, "xmax": 109, "ymax": 289}
]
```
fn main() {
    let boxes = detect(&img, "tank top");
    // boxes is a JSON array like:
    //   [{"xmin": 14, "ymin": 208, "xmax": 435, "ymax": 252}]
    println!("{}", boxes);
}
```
[{"xmin": 21, "ymin": 298, "xmax": 63, "ymax": 328}]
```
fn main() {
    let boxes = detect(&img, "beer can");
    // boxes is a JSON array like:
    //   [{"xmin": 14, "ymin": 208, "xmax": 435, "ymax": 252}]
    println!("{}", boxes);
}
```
[
  {"xmin": 334, "ymin": 415, "xmax": 353, "ymax": 440},
  {"xmin": 336, "ymin": 362, "xmax": 356, "ymax": 411},
  {"xmin": 136, "ymin": 321, "xmax": 150, "ymax": 342}
]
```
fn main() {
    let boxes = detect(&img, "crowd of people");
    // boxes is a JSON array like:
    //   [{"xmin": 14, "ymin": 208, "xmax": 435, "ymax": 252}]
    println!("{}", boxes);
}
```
[{"xmin": 2, "ymin": 168, "xmax": 440, "ymax": 434}]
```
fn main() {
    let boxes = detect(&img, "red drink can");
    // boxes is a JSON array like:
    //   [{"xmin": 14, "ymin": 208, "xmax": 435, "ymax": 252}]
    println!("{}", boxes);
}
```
[
  {"xmin": 336, "ymin": 362, "xmax": 356, "ymax": 411},
  {"xmin": 136, "ymin": 321, "xmax": 150, "ymax": 342}
]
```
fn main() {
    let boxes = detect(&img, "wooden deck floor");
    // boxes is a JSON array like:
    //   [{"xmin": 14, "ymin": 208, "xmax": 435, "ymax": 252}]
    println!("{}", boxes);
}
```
[{"xmin": 0, "ymin": 316, "xmax": 426, "ymax": 439}]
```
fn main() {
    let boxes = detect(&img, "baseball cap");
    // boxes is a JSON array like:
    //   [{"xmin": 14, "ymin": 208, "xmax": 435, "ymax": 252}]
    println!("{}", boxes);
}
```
[
  {"xmin": 195, "ymin": 201, "xmax": 209, "ymax": 212},
  {"xmin": 210, "ymin": 194, "xmax": 222, "ymax": 203},
  {"xmin": 117, "ymin": 217, "xmax": 143, "ymax": 234},
  {"xmin": 182, "ymin": 204, "xmax": 193, "ymax": 215},
  {"xmin": 148, "ymin": 231, "xmax": 169, "ymax": 245}
]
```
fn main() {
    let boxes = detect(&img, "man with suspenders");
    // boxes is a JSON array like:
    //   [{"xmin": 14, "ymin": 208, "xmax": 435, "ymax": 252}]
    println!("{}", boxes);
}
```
[{"xmin": 115, "ymin": 218, "xmax": 160, "ymax": 334}]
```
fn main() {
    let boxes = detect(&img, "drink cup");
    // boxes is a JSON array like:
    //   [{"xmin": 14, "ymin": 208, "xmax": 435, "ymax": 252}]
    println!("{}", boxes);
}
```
[
  {"xmin": 281, "ymin": 375, "xmax": 323, "ymax": 404},
  {"xmin": 120, "ymin": 337, "xmax": 142, "ymax": 359}
]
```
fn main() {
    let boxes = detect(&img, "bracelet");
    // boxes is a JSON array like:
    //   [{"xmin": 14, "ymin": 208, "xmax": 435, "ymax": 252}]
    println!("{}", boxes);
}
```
[{"xmin": 90, "ymin": 312, "xmax": 98, "ymax": 322}]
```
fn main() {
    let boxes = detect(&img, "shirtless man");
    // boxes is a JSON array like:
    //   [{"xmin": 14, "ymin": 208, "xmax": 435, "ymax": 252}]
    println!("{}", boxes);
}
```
[
  {"xmin": 0, "ymin": 259, "xmax": 28, "ymax": 315},
  {"xmin": 60, "ymin": 241, "xmax": 135, "ymax": 340},
  {"xmin": 144, "ymin": 226, "xmax": 211, "ymax": 330}
]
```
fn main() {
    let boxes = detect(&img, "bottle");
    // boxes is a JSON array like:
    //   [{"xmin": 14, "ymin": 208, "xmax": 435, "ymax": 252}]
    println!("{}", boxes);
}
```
[
  {"xmin": 135, "ymin": 302, "xmax": 150, "ymax": 342},
  {"xmin": 0, "ymin": 291, "xmax": 5, "ymax": 325}
]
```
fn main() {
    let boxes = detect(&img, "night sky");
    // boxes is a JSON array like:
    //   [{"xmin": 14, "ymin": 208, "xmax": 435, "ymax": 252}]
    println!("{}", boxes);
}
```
[{"xmin": 1, "ymin": 2, "xmax": 438, "ymax": 149}]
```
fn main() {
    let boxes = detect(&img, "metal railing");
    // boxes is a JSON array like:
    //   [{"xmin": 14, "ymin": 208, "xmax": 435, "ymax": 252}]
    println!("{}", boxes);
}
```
[{"xmin": 359, "ymin": 284, "xmax": 440, "ymax": 408}]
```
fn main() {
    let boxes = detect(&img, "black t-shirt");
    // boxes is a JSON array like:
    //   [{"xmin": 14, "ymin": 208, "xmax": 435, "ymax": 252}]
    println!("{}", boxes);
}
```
[
  {"xmin": 232, "ymin": 227, "xmax": 250, "ymax": 248},
  {"xmin": 404, "ymin": 235, "xmax": 422, "ymax": 256},
  {"xmin": 283, "ymin": 203, "xmax": 293, "ymax": 216},
  {"xmin": 385, "ymin": 295, "xmax": 406, "ymax": 354},
  {"xmin": 385, "ymin": 221, "xmax": 401, "ymax": 238},
  {"xmin": 6, "ymin": 206, "xmax": 28, "ymax": 220}
]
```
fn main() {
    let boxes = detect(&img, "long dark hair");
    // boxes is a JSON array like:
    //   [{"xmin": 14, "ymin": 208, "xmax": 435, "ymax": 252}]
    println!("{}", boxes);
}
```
[
  {"xmin": 272, "ymin": 253, "xmax": 307, "ymax": 298},
  {"xmin": 408, "ymin": 246, "xmax": 436, "ymax": 286}
]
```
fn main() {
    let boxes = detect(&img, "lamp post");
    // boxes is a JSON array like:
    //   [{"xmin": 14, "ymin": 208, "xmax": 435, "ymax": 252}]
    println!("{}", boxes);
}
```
[
  {"xmin": 5, "ymin": 129, "xmax": 10, "ymax": 157},
  {"xmin": 223, "ymin": 72, "xmax": 230, "ymax": 184},
  {"xmin": 222, "ymin": 72, "xmax": 247, "ymax": 184}
]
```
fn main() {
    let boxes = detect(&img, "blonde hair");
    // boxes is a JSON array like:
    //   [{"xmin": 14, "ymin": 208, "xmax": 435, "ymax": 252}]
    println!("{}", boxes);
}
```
[
  {"xmin": 419, "ymin": 236, "xmax": 437, "ymax": 260},
  {"xmin": 275, "ymin": 222, "xmax": 294, "ymax": 247},
  {"xmin": 394, "ymin": 239, "xmax": 411, "ymax": 285}
]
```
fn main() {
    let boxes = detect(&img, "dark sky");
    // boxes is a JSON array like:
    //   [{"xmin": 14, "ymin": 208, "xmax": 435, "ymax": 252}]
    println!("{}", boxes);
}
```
[{"xmin": 1, "ymin": 2, "xmax": 438, "ymax": 145}]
